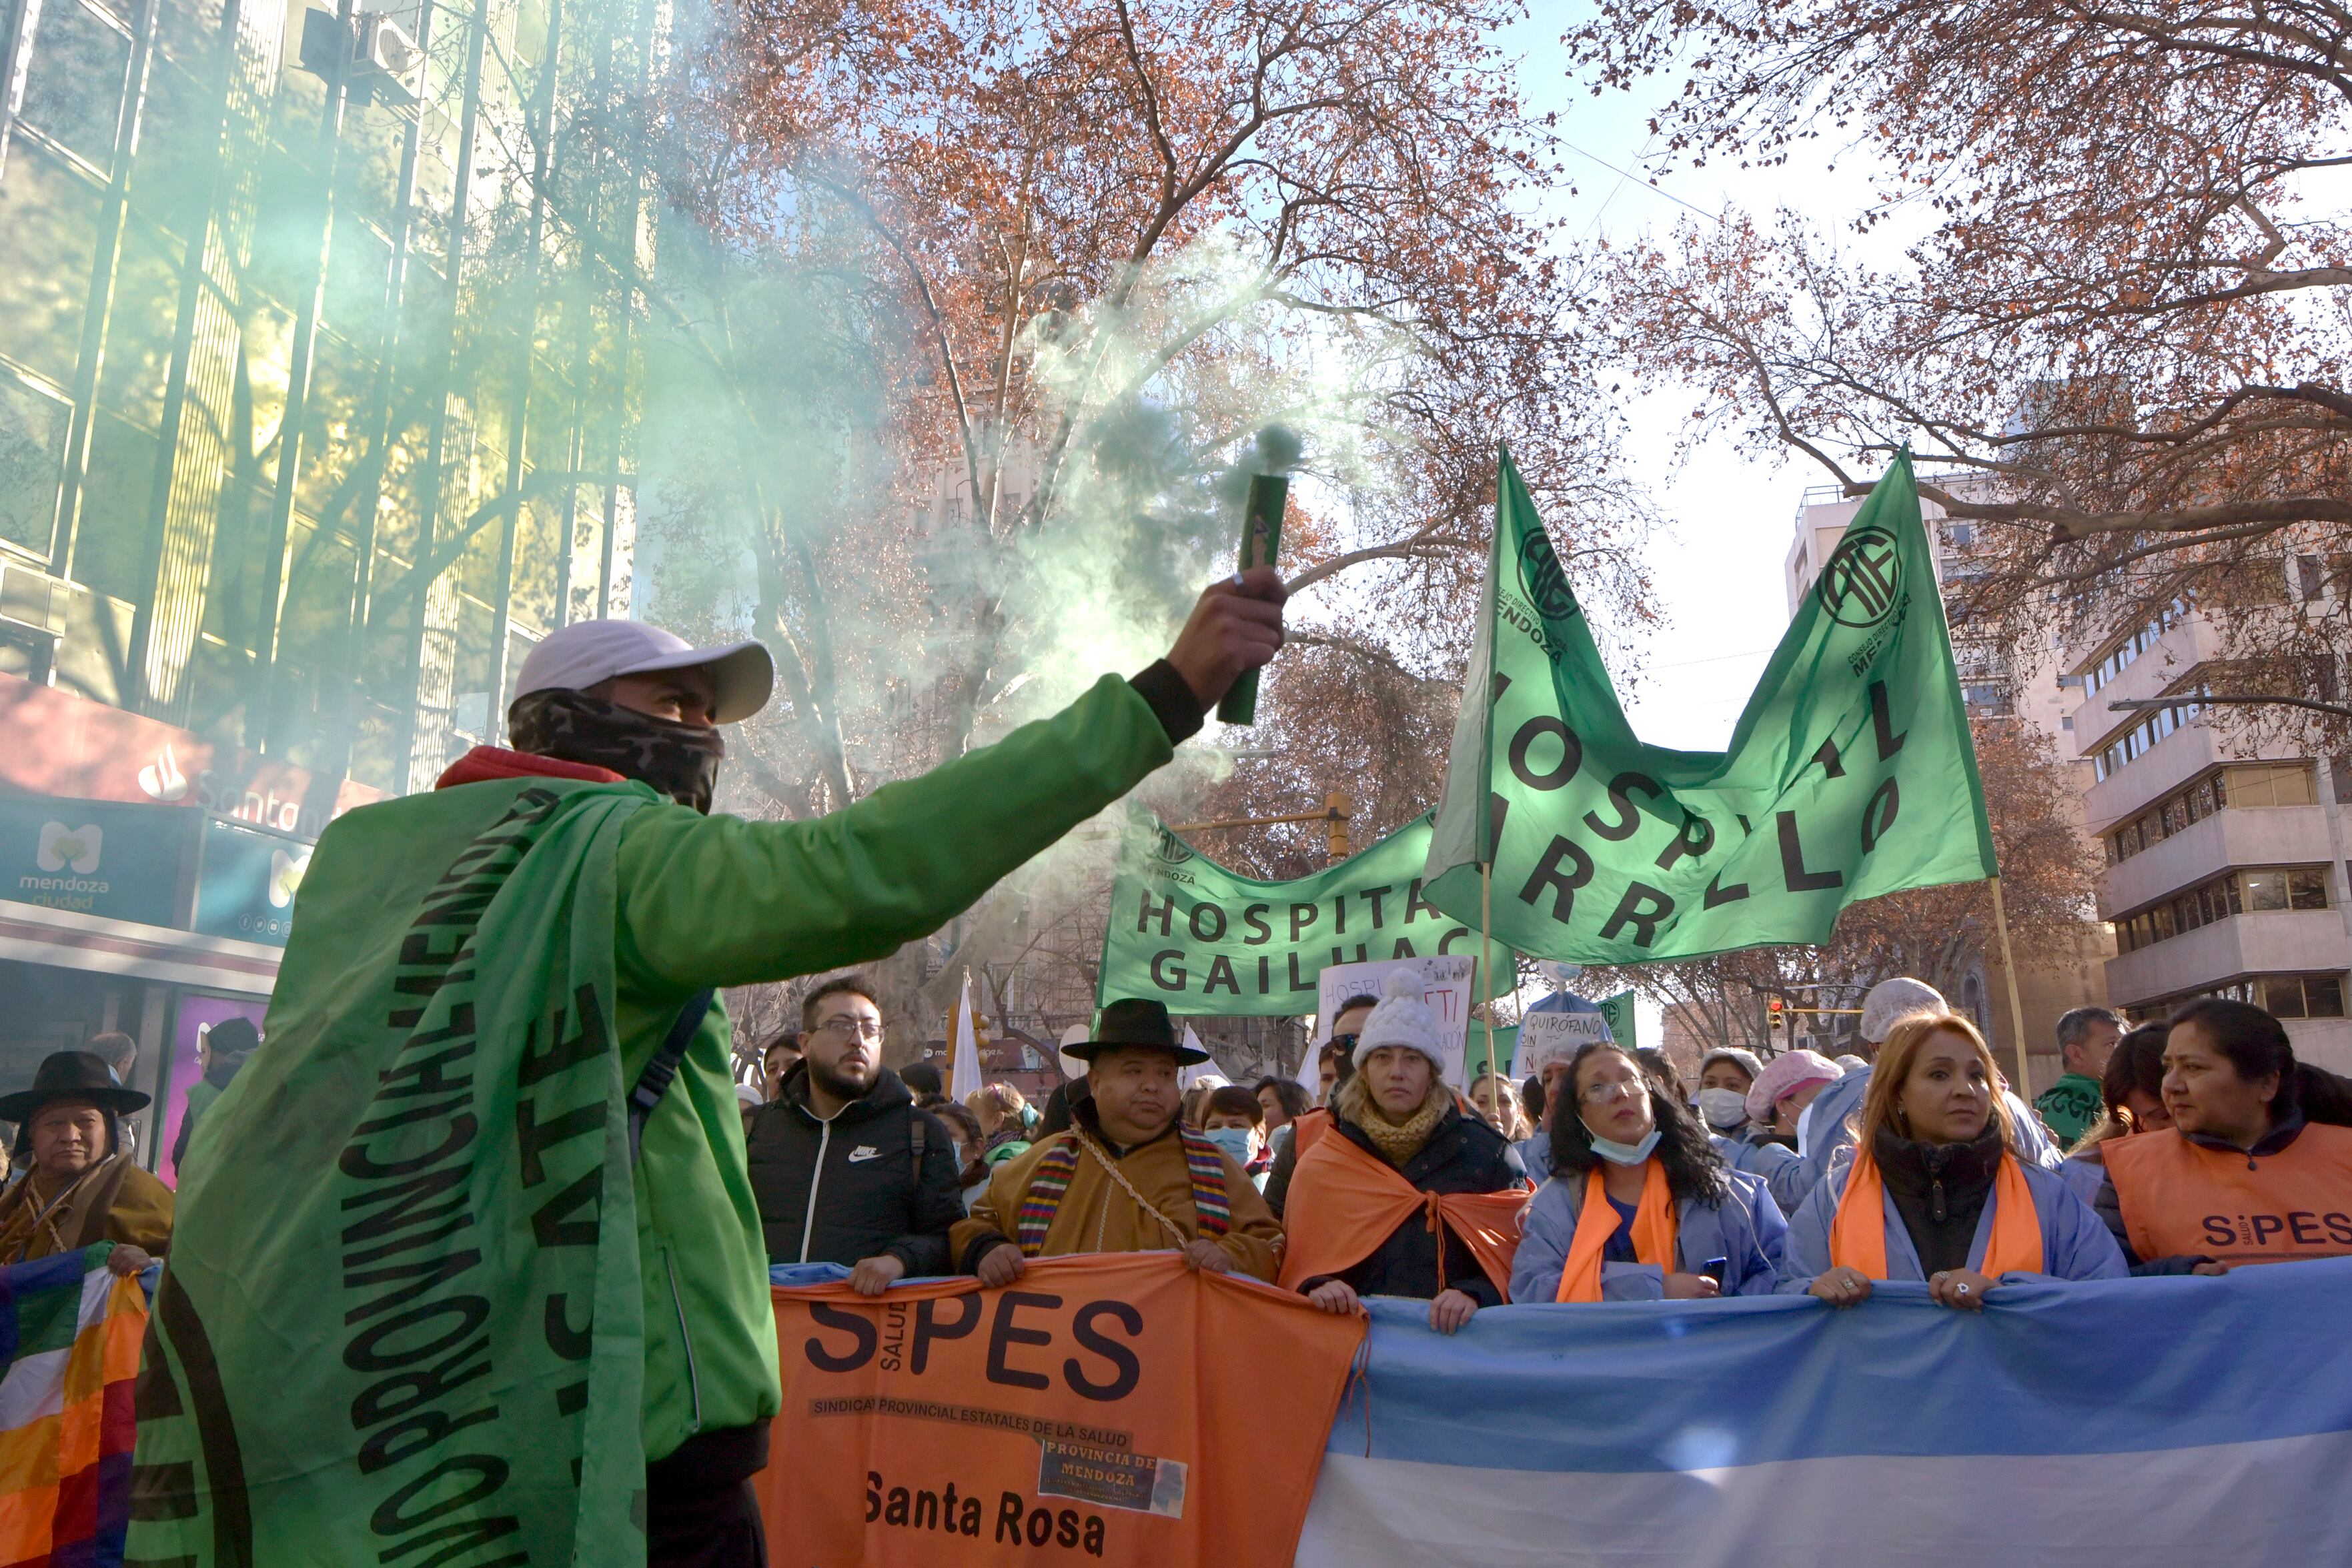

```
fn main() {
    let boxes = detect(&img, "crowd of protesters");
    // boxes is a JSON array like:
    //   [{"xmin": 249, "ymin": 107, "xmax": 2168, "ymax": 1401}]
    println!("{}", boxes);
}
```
[
  {"xmin": 741, "ymin": 967, "xmax": 2352, "ymax": 1333},
  {"xmin": 117, "ymin": 582, "xmax": 2352, "ymax": 1568}
]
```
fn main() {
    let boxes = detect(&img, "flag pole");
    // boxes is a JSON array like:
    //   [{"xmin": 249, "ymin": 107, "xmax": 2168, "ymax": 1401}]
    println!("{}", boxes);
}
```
[
  {"xmin": 1480, "ymin": 861, "xmax": 1498, "ymax": 1090},
  {"xmin": 1988, "ymin": 878, "xmax": 2033, "ymax": 1097}
]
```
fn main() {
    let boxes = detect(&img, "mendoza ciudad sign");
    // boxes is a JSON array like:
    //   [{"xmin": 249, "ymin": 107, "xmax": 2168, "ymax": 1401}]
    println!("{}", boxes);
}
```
[
  {"xmin": 1423, "ymin": 448, "xmax": 1996, "ymax": 962},
  {"xmin": 1097, "ymin": 808, "xmax": 1480, "ymax": 1014}
]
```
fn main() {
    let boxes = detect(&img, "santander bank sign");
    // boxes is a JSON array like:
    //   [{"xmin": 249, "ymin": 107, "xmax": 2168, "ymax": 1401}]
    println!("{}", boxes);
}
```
[{"xmin": 1, "ymin": 674, "xmax": 385, "ymax": 840}]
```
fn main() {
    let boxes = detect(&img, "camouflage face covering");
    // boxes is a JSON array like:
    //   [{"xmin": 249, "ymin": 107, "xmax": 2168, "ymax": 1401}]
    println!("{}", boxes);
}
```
[{"xmin": 508, "ymin": 687, "xmax": 724, "ymax": 812}]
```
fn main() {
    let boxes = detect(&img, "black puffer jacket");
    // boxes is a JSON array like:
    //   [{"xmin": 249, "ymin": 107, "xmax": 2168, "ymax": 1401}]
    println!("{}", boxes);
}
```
[
  {"xmin": 746, "ymin": 1064, "xmax": 963, "ymax": 1274},
  {"xmin": 1301, "ymin": 1100, "xmax": 1528, "ymax": 1306}
]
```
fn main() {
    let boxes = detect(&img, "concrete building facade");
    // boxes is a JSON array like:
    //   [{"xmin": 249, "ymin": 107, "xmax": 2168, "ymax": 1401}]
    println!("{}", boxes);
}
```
[{"xmin": 2066, "ymin": 604, "xmax": 2352, "ymax": 1070}]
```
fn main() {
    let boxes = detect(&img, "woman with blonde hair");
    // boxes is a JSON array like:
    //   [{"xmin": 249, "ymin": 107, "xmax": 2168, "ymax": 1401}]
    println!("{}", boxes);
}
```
[{"xmin": 1779, "ymin": 1012, "xmax": 2123, "ymax": 1308}]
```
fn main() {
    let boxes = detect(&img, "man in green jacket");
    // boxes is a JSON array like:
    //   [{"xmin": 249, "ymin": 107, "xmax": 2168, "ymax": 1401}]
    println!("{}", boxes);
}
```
[
  {"xmin": 134, "ymin": 570, "xmax": 1284, "ymax": 1568},
  {"xmin": 2034, "ymin": 1004, "xmax": 2125, "ymax": 1146}
]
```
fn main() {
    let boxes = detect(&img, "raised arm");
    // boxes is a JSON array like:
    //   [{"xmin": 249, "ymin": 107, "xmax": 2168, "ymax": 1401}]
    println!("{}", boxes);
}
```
[{"xmin": 617, "ymin": 572, "xmax": 1285, "ymax": 994}]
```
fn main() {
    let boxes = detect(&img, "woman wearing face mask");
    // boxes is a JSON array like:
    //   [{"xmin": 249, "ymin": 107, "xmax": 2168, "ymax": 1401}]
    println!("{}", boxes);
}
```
[
  {"xmin": 1690, "ymin": 1048, "xmax": 1808, "ymax": 1215},
  {"xmin": 1510, "ymin": 1042, "xmax": 1786, "ymax": 1302},
  {"xmin": 1782, "ymin": 1013, "xmax": 2125, "ymax": 1307},
  {"xmin": 1283, "ymin": 974, "xmax": 1531, "ymax": 1335},
  {"xmin": 932, "ymin": 1102, "xmax": 994, "ymax": 1213},
  {"xmin": 2091, "ymin": 998, "xmax": 2352, "ymax": 1275},
  {"xmin": 1199, "ymin": 1085, "xmax": 1271, "ymax": 1185},
  {"xmin": 2055, "ymin": 1023, "xmax": 2171, "ymax": 1205}
]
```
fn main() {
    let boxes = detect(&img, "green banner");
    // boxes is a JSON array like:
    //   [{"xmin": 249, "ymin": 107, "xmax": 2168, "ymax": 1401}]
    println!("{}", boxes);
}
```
[
  {"xmin": 1097, "ymin": 807, "xmax": 1484, "ymax": 1014},
  {"xmin": 1424, "ymin": 448, "xmax": 1994, "ymax": 962},
  {"xmin": 1598, "ymin": 990, "xmax": 1638, "ymax": 1049}
]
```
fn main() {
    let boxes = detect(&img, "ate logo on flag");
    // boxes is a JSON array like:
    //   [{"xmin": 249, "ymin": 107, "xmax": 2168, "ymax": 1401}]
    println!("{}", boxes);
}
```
[
  {"xmin": 1419, "ymin": 447, "xmax": 1997, "ymax": 964},
  {"xmin": 1820, "ymin": 522, "xmax": 1902, "ymax": 628}
]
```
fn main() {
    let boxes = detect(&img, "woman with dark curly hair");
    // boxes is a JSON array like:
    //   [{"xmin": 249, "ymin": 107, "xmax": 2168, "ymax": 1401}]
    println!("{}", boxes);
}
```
[{"xmin": 1508, "ymin": 1040, "xmax": 1786, "ymax": 1302}]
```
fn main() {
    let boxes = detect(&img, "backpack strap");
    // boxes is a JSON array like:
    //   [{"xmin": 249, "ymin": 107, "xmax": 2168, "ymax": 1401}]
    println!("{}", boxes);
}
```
[{"xmin": 628, "ymin": 990, "xmax": 714, "ymax": 1167}]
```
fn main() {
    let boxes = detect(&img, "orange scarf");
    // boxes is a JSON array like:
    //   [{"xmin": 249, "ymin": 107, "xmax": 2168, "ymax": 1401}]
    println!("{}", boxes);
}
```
[
  {"xmin": 1553, "ymin": 1161, "xmax": 1679, "ymax": 1303},
  {"xmin": 1828, "ymin": 1142, "xmax": 2044, "ymax": 1278},
  {"xmin": 1276, "ymin": 1125, "xmax": 1528, "ymax": 1300}
]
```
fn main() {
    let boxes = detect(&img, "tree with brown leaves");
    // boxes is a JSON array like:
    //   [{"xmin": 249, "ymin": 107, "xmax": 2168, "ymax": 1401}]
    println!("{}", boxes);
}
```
[
  {"xmin": 1580, "ymin": 0, "xmax": 2352, "ymax": 736},
  {"xmin": 656, "ymin": 0, "xmax": 1647, "ymax": 816}
]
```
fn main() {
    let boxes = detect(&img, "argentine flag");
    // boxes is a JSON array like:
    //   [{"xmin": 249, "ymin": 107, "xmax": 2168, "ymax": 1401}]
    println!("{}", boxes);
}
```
[{"xmin": 1297, "ymin": 1258, "xmax": 2352, "ymax": 1565}]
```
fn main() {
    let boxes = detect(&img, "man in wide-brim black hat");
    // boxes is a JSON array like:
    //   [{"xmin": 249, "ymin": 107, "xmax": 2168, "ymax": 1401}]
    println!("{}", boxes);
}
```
[
  {"xmin": 951, "ymin": 1000, "xmax": 1281, "ymax": 1281},
  {"xmin": 0, "ymin": 1050, "xmax": 173, "ymax": 1273}
]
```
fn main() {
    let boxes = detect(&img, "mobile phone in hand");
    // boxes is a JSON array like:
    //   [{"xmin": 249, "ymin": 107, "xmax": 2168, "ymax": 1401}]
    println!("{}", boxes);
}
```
[{"xmin": 1702, "ymin": 1257, "xmax": 1729, "ymax": 1285}]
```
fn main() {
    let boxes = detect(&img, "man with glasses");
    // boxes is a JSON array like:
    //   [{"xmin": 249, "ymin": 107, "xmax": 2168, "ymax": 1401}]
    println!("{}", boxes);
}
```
[{"xmin": 747, "ymin": 976, "xmax": 963, "ymax": 1295}]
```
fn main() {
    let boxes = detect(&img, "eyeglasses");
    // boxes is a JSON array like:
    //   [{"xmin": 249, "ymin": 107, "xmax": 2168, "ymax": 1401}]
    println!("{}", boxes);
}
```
[
  {"xmin": 1580, "ymin": 1078, "xmax": 1642, "ymax": 1106},
  {"xmin": 1327, "ymin": 1033, "xmax": 1360, "ymax": 1053},
  {"xmin": 815, "ymin": 1017, "xmax": 883, "ymax": 1042}
]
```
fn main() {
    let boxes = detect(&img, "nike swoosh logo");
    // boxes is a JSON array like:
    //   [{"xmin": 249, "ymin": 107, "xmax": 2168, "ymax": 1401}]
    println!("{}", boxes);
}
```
[{"xmin": 846, "ymin": 1147, "xmax": 880, "ymax": 1162}]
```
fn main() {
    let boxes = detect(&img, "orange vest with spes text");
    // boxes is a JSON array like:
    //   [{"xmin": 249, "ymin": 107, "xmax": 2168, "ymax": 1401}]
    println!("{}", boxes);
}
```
[{"xmin": 2103, "ymin": 1122, "xmax": 2352, "ymax": 1267}]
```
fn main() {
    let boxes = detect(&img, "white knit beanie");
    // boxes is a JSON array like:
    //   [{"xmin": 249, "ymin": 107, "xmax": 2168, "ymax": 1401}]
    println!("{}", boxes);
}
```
[{"xmin": 1353, "ymin": 971, "xmax": 1445, "ymax": 1074}]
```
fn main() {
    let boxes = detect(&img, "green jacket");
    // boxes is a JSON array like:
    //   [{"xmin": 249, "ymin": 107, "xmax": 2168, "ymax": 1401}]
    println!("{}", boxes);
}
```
[
  {"xmin": 476, "ymin": 672, "xmax": 1175, "ymax": 1459},
  {"xmin": 2034, "ymin": 1071, "xmax": 2104, "ymax": 1149}
]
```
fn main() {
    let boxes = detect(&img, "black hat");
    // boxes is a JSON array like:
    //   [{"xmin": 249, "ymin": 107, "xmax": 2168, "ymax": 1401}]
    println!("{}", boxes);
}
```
[
  {"xmin": 1065, "ymin": 1000, "xmax": 1210, "ymax": 1066},
  {"xmin": 204, "ymin": 1017, "xmax": 261, "ymax": 1064},
  {"xmin": 0, "ymin": 1050, "xmax": 151, "ymax": 1123}
]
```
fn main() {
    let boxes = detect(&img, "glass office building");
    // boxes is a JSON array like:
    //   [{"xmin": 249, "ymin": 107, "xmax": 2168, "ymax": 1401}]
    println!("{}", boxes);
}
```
[{"xmin": 0, "ymin": 0, "xmax": 662, "ymax": 1162}]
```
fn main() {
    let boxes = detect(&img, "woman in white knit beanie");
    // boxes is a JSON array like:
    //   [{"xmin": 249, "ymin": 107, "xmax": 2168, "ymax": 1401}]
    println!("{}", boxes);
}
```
[{"xmin": 1278, "ymin": 972, "xmax": 1531, "ymax": 1335}]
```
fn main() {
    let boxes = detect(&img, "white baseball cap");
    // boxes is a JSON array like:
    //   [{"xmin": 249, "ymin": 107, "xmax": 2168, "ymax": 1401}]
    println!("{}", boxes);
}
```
[{"xmin": 512, "ymin": 620, "xmax": 774, "ymax": 724}]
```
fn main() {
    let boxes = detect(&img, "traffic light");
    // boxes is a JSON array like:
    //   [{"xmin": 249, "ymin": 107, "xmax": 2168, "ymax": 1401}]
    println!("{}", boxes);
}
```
[{"xmin": 1768, "ymin": 997, "xmax": 1786, "ymax": 1039}]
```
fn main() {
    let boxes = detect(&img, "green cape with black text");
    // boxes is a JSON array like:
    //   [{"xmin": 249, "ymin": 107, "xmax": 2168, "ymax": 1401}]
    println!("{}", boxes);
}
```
[
  {"xmin": 1423, "ymin": 448, "xmax": 1996, "ymax": 962},
  {"xmin": 129, "ymin": 780, "xmax": 656, "ymax": 1567}
]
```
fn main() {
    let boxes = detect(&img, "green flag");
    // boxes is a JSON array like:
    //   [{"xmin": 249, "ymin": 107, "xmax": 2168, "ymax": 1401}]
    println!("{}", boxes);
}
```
[
  {"xmin": 1096, "ymin": 806, "xmax": 1484, "ymax": 1014},
  {"xmin": 131, "ymin": 782, "xmax": 654, "ymax": 1567},
  {"xmin": 1598, "ymin": 990, "xmax": 1638, "ymax": 1049},
  {"xmin": 1424, "ymin": 447, "xmax": 1994, "ymax": 962}
]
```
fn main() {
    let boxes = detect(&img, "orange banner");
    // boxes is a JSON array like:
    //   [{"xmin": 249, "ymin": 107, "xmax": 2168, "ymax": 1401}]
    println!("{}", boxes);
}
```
[{"xmin": 762, "ymin": 1254, "xmax": 1365, "ymax": 1566}]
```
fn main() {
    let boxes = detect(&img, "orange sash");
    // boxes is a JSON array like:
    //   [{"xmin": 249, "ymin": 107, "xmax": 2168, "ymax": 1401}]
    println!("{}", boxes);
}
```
[
  {"xmin": 1275, "ymin": 1123, "xmax": 1528, "ymax": 1300},
  {"xmin": 1291, "ymin": 1108, "xmax": 1331, "ymax": 1160},
  {"xmin": 2104, "ymin": 1122, "xmax": 2352, "ymax": 1267},
  {"xmin": 1828, "ymin": 1143, "xmax": 2043, "ymax": 1278},
  {"xmin": 1553, "ymin": 1162, "xmax": 1680, "ymax": 1303}
]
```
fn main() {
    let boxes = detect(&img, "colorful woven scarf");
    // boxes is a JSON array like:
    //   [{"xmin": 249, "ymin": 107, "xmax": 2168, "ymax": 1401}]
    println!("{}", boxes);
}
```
[
  {"xmin": 1181, "ymin": 1127, "xmax": 1234, "ymax": 1238},
  {"xmin": 1015, "ymin": 1140, "xmax": 1083, "ymax": 1257},
  {"xmin": 1012, "ymin": 1127, "xmax": 1233, "ymax": 1257}
]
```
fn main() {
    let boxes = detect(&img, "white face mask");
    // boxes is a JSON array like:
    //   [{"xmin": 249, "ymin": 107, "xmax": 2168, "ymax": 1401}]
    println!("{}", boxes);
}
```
[
  {"xmin": 1585, "ymin": 1128, "xmax": 1662, "ymax": 1166},
  {"xmin": 1693, "ymin": 1088, "xmax": 1749, "ymax": 1132}
]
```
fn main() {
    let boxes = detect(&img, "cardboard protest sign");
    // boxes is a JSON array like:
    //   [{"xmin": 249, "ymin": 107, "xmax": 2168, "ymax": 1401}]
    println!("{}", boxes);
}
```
[
  {"xmin": 1315, "ymin": 954, "xmax": 1478, "ymax": 1086},
  {"xmin": 1097, "ymin": 807, "xmax": 1474, "ymax": 1014},
  {"xmin": 1423, "ymin": 448, "xmax": 1995, "ymax": 962},
  {"xmin": 1512, "ymin": 1007, "xmax": 1614, "ymax": 1080},
  {"xmin": 761, "ymin": 1255, "xmax": 1364, "ymax": 1568}
]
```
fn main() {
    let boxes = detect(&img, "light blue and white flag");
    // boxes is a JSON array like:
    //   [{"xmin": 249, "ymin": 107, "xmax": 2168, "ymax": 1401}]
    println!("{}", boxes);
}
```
[{"xmin": 1297, "ymin": 1259, "xmax": 2352, "ymax": 1565}]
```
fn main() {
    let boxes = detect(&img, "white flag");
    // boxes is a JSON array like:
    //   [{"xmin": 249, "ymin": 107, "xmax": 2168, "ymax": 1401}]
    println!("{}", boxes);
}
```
[
  {"xmin": 1178, "ymin": 1026, "xmax": 1229, "ymax": 1092},
  {"xmin": 949, "ymin": 972, "xmax": 983, "ymax": 1101}
]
